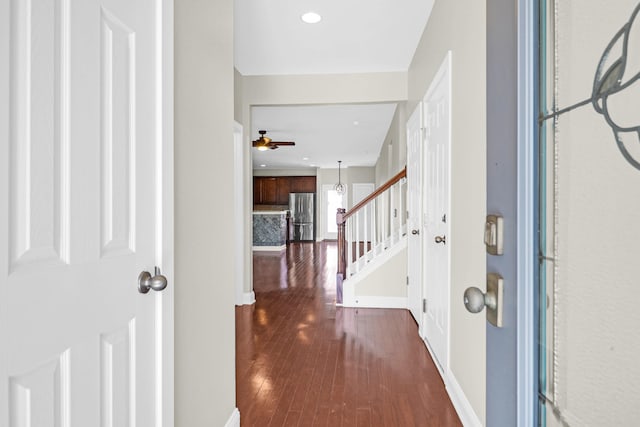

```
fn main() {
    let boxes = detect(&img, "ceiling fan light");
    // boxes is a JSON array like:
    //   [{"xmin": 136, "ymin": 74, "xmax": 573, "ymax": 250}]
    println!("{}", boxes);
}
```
[
  {"xmin": 257, "ymin": 145, "xmax": 269, "ymax": 151},
  {"xmin": 301, "ymin": 12, "xmax": 322, "ymax": 24}
]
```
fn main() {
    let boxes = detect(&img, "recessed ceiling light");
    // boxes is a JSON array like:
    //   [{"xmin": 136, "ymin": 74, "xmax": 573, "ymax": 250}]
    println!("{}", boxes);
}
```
[
  {"xmin": 301, "ymin": 12, "xmax": 322, "ymax": 24},
  {"xmin": 303, "ymin": 157, "xmax": 309, "ymax": 161},
  {"xmin": 353, "ymin": 121, "xmax": 359, "ymax": 126},
  {"xmin": 260, "ymin": 164, "xmax": 266, "ymax": 167}
]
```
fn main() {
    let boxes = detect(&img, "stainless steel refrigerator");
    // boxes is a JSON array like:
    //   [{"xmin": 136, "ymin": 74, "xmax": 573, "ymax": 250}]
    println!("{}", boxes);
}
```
[{"xmin": 289, "ymin": 193, "xmax": 315, "ymax": 241}]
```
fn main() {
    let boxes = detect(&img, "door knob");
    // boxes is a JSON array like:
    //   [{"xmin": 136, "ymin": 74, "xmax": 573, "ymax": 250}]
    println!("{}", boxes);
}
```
[
  {"xmin": 138, "ymin": 267, "xmax": 168, "ymax": 294},
  {"xmin": 463, "ymin": 273, "xmax": 503, "ymax": 327},
  {"xmin": 463, "ymin": 287, "xmax": 496, "ymax": 313},
  {"xmin": 434, "ymin": 235, "xmax": 446, "ymax": 244},
  {"xmin": 411, "ymin": 229, "xmax": 420, "ymax": 235}
]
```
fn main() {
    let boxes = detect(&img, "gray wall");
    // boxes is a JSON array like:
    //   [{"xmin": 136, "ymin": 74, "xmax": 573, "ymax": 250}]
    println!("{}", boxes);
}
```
[
  {"xmin": 375, "ymin": 102, "xmax": 407, "ymax": 185},
  {"xmin": 408, "ymin": 0, "xmax": 487, "ymax": 422},
  {"xmin": 175, "ymin": 0, "xmax": 236, "ymax": 425}
]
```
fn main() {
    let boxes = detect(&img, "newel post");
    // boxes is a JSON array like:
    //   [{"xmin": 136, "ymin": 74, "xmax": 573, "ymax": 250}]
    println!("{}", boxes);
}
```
[{"xmin": 336, "ymin": 208, "xmax": 346, "ymax": 304}]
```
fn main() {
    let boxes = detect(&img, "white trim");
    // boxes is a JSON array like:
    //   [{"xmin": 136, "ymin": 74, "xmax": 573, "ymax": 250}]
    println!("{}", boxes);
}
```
[
  {"xmin": 421, "ymin": 327, "xmax": 482, "ymax": 427},
  {"xmin": 159, "ymin": 0, "xmax": 175, "ymax": 423},
  {"xmin": 516, "ymin": 0, "xmax": 538, "ymax": 425},
  {"xmin": 252, "ymin": 245, "xmax": 286, "ymax": 251},
  {"xmin": 341, "ymin": 295, "xmax": 407, "ymax": 309},
  {"xmin": 240, "ymin": 291, "xmax": 256, "ymax": 306},
  {"xmin": 234, "ymin": 121, "xmax": 245, "ymax": 307},
  {"xmin": 445, "ymin": 371, "xmax": 483, "ymax": 427},
  {"xmin": 224, "ymin": 408, "xmax": 241, "ymax": 427},
  {"xmin": 344, "ymin": 236, "xmax": 406, "ymax": 285},
  {"xmin": 342, "ymin": 237, "xmax": 407, "ymax": 308}
]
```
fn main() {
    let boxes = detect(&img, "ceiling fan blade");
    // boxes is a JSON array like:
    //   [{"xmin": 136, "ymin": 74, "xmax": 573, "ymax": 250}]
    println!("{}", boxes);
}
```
[{"xmin": 252, "ymin": 130, "xmax": 296, "ymax": 149}]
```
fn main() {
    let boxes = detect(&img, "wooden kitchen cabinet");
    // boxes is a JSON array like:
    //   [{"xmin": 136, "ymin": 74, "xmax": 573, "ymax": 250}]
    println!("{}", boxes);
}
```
[
  {"xmin": 254, "ymin": 176, "xmax": 317, "ymax": 206},
  {"xmin": 290, "ymin": 176, "xmax": 316, "ymax": 193},
  {"xmin": 276, "ymin": 177, "xmax": 291, "ymax": 205},
  {"xmin": 254, "ymin": 177, "xmax": 278, "ymax": 205}
]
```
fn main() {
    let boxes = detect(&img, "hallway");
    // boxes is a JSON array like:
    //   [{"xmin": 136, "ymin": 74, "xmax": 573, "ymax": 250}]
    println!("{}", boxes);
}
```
[{"xmin": 236, "ymin": 242, "xmax": 461, "ymax": 426}]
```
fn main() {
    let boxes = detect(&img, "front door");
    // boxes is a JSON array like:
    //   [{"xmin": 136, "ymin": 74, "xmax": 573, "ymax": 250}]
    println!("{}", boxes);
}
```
[
  {"xmin": 406, "ymin": 103, "xmax": 423, "ymax": 327},
  {"xmin": 423, "ymin": 52, "xmax": 452, "ymax": 372},
  {"xmin": 0, "ymin": 0, "xmax": 173, "ymax": 425}
]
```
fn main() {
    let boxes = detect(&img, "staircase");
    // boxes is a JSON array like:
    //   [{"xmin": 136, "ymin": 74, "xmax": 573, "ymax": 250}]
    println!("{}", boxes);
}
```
[{"xmin": 336, "ymin": 167, "xmax": 407, "ymax": 306}]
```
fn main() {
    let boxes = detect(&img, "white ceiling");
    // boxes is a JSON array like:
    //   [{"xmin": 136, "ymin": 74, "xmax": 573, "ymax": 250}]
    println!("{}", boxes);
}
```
[
  {"xmin": 234, "ymin": 0, "xmax": 434, "ymax": 76},
  {"xmin": 236, "ymin": 1, "xmax": 433, "ymax": 170},
  {"xmin": 251, "ymin": 104, "xmax": 397, "ymax": 170}
]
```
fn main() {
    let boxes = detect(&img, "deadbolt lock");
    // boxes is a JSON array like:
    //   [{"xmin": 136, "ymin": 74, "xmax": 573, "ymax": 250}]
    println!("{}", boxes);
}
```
[{"xmin": 484, "ymin": 214, "xmax": 504, "ymax": 255}]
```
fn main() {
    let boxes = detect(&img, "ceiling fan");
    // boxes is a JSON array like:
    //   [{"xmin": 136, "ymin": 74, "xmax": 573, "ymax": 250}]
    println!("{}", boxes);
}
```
[{"xmin": 252, "ymin": 130, "xmax": 296, "ymax": 151}]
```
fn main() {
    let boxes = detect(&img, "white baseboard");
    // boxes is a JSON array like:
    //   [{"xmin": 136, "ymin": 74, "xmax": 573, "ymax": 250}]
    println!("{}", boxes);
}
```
[
  {"xmin": 252, "ymin": 245, "xmax": 285, "ymax": 251},
  {"xmin": 346, "ymin": 236, "xmax": 406, "ymax": 280},
  {"xmin": 235, "ymin": 291, "xmax": 255, "ymax": 306},
  {"xmin": 341, "ymin": 295, "xmax": 407, "ymax": 309},
  {"xmin": 242, "ymin": 291, "xmax": 255, "ymax": 305},
  {"xmin": 445, "ymin": 370, "xmax": 482, "ymax": 427},
  {"xmin": 341, "ymin": 237, "xmax": 407, "ymax": 309},
  {"xmin": 224, "ymin": 408, "xmax": 240, "ymax": 427}
]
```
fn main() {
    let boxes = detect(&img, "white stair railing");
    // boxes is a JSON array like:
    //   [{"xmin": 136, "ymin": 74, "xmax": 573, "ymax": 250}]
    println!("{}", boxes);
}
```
[{"xmin": 336, "ymin": 167, "xmax": 407, "ymax": 304}]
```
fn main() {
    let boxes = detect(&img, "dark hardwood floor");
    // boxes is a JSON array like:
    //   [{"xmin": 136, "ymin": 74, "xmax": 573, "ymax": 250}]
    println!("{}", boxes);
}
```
[{"xmin": 236, "ymin": 241, "xmax": 461, "ymax": 427}]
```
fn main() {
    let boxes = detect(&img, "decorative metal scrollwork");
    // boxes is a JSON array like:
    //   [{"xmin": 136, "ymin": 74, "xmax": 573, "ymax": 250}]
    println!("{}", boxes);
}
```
[{"xmin": 541, "ymin": 2, "xmax": 640, "ymax": 171}]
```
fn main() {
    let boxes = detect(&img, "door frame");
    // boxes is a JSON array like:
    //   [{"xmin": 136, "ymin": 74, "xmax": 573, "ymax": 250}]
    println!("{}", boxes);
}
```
[
  {"xmin": 485, "ymin": 0, "xmax": 538, "ymax": 426},
  {"xmin": 233, "ymin": 121, "xmax": 246, "ymax": 306},
  {"xmin": 157, "ymin": 0, "xmax": 176, "ymax": 422},
  {"xmin": 515, "ymin": 0, "xmax": 538, "ymax": 424},
  {"xmin": 405, "ymin": 103, "xmax": 424, "ymax": 328}
]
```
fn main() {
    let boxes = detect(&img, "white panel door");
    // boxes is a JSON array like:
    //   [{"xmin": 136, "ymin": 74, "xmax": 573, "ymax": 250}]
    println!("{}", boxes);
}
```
[
  {"xmin": 406, "ymin": 103, "xmax": 423, "ymax": 327},
  {"xmin": 0, "ymin": 0, "xmax": 173, "ymax": 425},
  {"xmin": 423, "ymin": 52, "xmax": 451, "ymax": 372}
]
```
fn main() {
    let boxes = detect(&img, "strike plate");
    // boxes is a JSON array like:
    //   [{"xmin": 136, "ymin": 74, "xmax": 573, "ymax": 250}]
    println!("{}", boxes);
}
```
[{"xmin": 487, "ymin": 273, "xmax": 504, "ymax": 328}]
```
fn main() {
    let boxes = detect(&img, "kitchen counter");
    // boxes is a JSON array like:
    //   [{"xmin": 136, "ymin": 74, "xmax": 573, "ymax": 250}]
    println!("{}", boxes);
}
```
[{"xmin": 252, "ymin": 210, "xmax": 288, "ymax": 250}]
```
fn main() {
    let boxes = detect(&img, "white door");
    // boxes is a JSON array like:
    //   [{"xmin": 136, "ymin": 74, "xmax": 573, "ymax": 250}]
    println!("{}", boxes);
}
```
[
  {"xmin": 0, "ymin": 0, "xmax": 173, "ymax": 425},
  {"xmin": 423, "ymin": 52, "xmax": 451, "ymax": 372},
  {"xmin": 406, "ymin": 103, "xmax": 424, "ymax": 327}
]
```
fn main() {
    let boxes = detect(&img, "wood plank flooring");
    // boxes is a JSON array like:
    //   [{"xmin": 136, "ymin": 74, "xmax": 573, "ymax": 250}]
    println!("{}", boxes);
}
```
[{"xmin": 236, "ymin": 242, "xmax": 461, "ymax": 427}]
